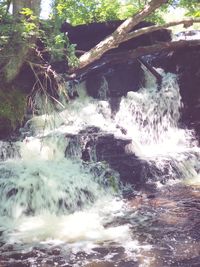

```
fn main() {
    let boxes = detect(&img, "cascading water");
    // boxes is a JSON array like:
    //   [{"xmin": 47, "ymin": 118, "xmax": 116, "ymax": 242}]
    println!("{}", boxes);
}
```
[
  {"xmin": 0, "ymin": 69, "xmax": 199, "ymax": 267},
  {"xmin": 115, "ymin": 71, "xmax": 200, "ymax": 183}
]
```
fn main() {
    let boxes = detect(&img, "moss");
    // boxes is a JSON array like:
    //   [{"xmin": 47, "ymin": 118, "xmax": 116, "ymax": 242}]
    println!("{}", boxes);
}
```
[
  {"xmin": 0, "ymin": 88, "xmax": 27, "ymax": 133},
  {"xmin": 108, "ymin": 175, "xmax": 119, "ymax": 193}
]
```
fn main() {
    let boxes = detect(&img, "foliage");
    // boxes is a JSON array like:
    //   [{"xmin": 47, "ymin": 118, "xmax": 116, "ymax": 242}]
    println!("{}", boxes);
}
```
[
  {"xmin": 178, "ymin": 0, "xmax": 200, "ymax": 17},
  {"xmin": 39, "ymin": 21, "xmax": 78, "ymax": 67},
  {"xmin": 0, "ymin": 7, "xmax": 39, "ymax": 51},
  {"xmin": 52, "ymin": 0, "xmax": 200, "ymax": 27},
  {"xmin": 51, "ymin": 0, "xmax": 177, "ymax": 26},
  {"xmin": 52, "ymin": 0, "xmax": 121, "ymax": 25},
  {"xmin": 0, "ymin": 0, "xmax": 10, "ymax": 20},
  {"xmin": 119, "ymin": 0, "xmax": 166, "ymax": 24},
  {"xmin": 20, "ymin": 8, "xmax": 38, "ymax": 37}
]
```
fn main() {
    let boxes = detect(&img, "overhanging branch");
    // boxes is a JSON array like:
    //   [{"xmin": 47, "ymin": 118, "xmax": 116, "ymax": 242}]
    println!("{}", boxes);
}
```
[
  {"xmin": 124, "ymin": 18, "xmax": 200, "ymax": 42},
  {"xmin": 76, "ymin": 0, "xmax": 168, "ymax": 70}
]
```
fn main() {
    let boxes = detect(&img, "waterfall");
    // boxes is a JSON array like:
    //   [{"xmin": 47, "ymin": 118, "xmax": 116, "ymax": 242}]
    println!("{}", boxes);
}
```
[
  {"xmin": 115, "ymin": 71, "xmax": 200, "ymax": 183},
  {"xmin": 0, "ymin": 69, "xmax": 199, "ymax": 263}
]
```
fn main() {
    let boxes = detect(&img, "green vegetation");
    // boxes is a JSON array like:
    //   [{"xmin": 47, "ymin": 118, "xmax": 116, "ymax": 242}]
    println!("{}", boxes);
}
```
[
  {"xmin": 52, "ymin": 0, "xmax": 121, "ymax": 25},
  {"xmin": 51, "ymin": 0, "xmax": 200, "ymax": 26},
  {"xmin": 179, "ymin": 0, "xmax": 200, "ymax": 17}
]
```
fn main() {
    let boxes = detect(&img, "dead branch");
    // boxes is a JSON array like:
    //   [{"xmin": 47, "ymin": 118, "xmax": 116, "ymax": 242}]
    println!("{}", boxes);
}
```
[
  {"xmin": 75, "ymin": 0, "xmax": 168, "ymax": 70},
  {"xmin": 124, "ymin": 18, "xmax": 200, "ymax": 42}
]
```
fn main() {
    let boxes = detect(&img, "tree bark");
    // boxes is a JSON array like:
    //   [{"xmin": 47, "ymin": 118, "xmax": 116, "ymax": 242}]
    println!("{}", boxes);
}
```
[
  {"xmin": 0, "ymin": 0, "xmax": 41, "ymax": 84},
  {"xmin": 13, "ymin": 0, "xmax": 26, "ymax": 17},
  {"xmin": 0, "ymin": 37, "xmax": 33, "ymax": 84},
  {"xmin": 13, "ymin": 0, "xmax": 41, "ymax": 17},
  {"xmin": 76, "ymin": 0, "xmax": 168, "ymax": 70}
]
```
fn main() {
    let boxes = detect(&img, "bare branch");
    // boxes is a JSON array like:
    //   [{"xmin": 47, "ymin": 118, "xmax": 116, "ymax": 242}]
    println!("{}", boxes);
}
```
[
  {"xmin": 76, "ymin": 0, "xmax": 168, "ymax": 70},
  {"xmin": 124, "ymin": 18, "xmax": 200, "ymax": 42}
]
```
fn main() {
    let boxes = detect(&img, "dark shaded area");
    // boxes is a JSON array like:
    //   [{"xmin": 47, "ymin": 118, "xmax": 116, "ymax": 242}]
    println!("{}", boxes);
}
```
[
  {"xmin": 0, "ymin": 118, "xmax": 12, "ymax": 140},
  {"xmin": 85, "ymin": 60, "xmax": 143, "ymax": 100},
  {"xmin": 60, "ymin": 20, "xmax": 171, "ymax": 100},
  {"xmin": 60, "ymin": 20, "xmax": 171, "ymax": 52}
]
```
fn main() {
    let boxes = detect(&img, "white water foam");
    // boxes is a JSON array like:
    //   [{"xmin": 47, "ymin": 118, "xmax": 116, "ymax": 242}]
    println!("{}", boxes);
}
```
[
  {"xmin": 0, "ymin": 70, "xmax": 199, "ymax": 259},
  {"xmin": 114, "ymin": 71, "xmax": 200, "ymax": 182},
  {"xmin": 0, "ymin": 134, "xmax": 131, "ymax": 250}
]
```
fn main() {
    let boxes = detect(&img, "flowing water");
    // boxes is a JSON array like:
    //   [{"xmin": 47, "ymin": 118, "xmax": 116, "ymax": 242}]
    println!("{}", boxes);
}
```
[{"xmin": 0, "ymin": 70, "xmax": 200, "ymax": 267}]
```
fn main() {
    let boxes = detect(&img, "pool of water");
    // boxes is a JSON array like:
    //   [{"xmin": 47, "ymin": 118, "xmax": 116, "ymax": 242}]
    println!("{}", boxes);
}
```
[{"xmin": 0, "ymin": 182, "xmax": 199, "ymax": 267}]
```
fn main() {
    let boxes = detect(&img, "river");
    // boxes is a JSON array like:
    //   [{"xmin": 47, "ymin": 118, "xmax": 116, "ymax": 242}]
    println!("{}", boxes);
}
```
[{"xmin": 0, "ymin": 70, "xmax": 199, "ymax": 267}]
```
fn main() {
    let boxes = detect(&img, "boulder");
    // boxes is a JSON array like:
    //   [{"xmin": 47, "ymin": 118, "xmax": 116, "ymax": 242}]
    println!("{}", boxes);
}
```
[
  {"xmin": 65, "ymin": 127, "xmax": 151, "ymax": 187},
  {"xmin": 85, "ymin": 60, "xmax": 142, "ymax": 101}
]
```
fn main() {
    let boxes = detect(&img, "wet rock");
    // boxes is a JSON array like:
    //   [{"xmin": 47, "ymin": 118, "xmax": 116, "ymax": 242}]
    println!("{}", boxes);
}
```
[
  {"xmin": 118, "ymin": 260, "xmax": 139, "ymax": 267},
  {"xmin": 48, "ymin": 247, "xmax": 61, "ymax": 256},
  {"xmin": 171, "ymin": 256, "xmax": 200, "ymax": 267},
  {"xmin": 65, "ymin": 127, "xmax": 150, "ymax": 186},
  {"xmin": 85, "ymin": 61, "xmax": 142, "ymax": 101},
  {"xmin": 60, "ymin": 20, "xmax": 171, "ymax": 105},
  {"xmin": 66, "ymin": 127, "xmax": 182, "ymax": 188}
]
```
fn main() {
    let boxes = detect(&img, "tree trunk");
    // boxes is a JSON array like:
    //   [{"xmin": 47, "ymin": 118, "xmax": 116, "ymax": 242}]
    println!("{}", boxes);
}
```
[
  {"xmin": 13, "ymin": 0, "xmax": 41, "ymax": 17},
  {"xmin": 1, "ymin": 0, "xmax": 41, "ymax": 85},
  {"xmin": 0, "ymin": 37, "xmax": 33, "ymax": 84},
  {"xmin": 123, "ymin": 18, "xmax": 200, "ymax": 43},
  {"xmin": 103, "ymin": 40, "xmax": 200, "ymax": 64},
  {"xmin": 13, "ymin": 0, "xmax": 26, "ymax": 17}
]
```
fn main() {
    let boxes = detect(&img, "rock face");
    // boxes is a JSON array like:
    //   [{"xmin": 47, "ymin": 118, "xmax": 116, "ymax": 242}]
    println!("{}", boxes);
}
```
[
  {"xmin": 61, "ymin": 20, "xmax": 171, "ymax": 102},
  {"xmin": 65, "ymin": 127, "xmax": 153, "ymax": 187},
  {"xmin": 150, "ymin": 39, "xmax": 200, "ymax": 141},
  {"xmin": 85, "ymin": 61, "xmax": 143, "ymax": 108}
]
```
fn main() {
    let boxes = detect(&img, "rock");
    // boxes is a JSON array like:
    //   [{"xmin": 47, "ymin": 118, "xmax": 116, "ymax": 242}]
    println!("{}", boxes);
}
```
[
  {"xmin": 85, "ymin": 60, "xmax": 142, "ymax": 101},
  {"xmin": 65, "ymin": 127, "xmax": 150, "ymax": 187},
  {"xmin": 60, "ymin": 20, "xmax": 171, "ymax": 103},
  {"xmin": 65, "ymin": 127, "xmax": 185, "ymax": 189}
]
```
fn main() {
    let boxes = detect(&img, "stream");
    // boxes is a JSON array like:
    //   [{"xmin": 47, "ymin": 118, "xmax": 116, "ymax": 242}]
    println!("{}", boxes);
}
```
[{"xmin": 0, "ymin": 70, "xmax": 199, "ymax": 267}]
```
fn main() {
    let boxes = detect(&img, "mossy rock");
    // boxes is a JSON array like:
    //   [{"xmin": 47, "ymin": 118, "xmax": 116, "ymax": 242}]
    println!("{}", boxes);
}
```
[{"xmin": 0, "ymin": 88, "xmax": 27, "ymax": 139}]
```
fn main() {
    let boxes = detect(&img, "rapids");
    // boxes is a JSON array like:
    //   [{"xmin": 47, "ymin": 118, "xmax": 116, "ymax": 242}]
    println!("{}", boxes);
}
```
[{"xmin": 0, "ymin": 70, "xmax": 199, "ymax": 267}]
